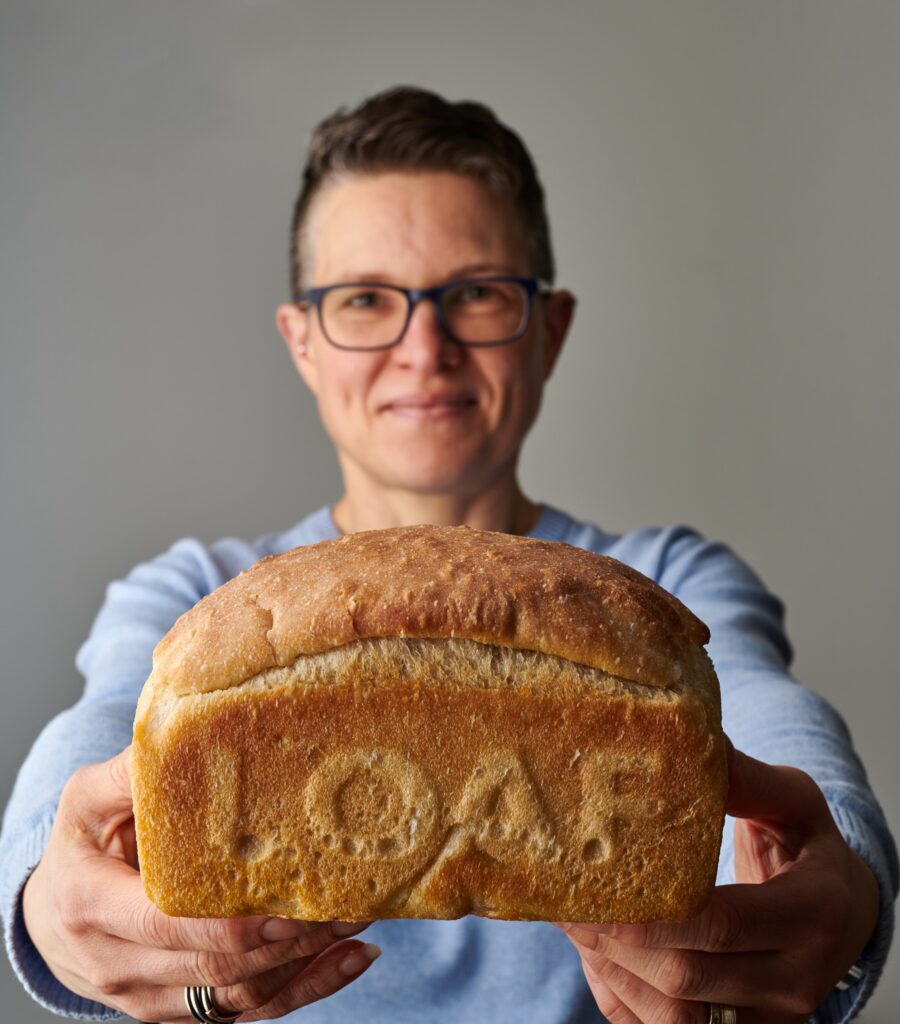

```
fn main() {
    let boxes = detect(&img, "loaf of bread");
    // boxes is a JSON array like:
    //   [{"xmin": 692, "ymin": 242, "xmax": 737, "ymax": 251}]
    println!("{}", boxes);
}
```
[{"xmin": 132, "ymin": 525, "xmax": 726, "ymax": 923}]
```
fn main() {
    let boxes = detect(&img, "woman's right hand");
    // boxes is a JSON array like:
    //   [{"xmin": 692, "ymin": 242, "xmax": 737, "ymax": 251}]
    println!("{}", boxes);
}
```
[{"xmin": 22, "ymin": 746, "xmax": 380, "ymax": 1022}]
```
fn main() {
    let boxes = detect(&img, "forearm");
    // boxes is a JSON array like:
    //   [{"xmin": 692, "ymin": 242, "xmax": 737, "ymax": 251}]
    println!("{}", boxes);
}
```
[
  {"xmin": 1, "ymin": 699, "xmax": 135, "ymax": 1019},
  {"xmin": 653, "ymin": 528, "xmax": 898, "ymax": 1020},
  {"xmin": 1, "ymin": 535, "xmax": 250, "ymax": 1016}
]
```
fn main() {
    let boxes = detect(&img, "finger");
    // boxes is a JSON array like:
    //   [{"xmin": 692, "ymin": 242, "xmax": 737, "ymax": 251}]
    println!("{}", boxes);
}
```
[
  {"xmin": 725, "ymin": 740, "xmax": 833, "ymax": 837},
  {"xmin": 90, "ymin": 858, "xmax": 340, "ymax": 955},
  {"xmin": 40, "ymin": 924, "xmax": 367, "ymax": 1024},
  {"xmin": 59, "ymin": 747, "xmax": 135, "ymax": 848},
  {"xmin": 240, "ymin": 939, "xmax": 382, "ymax": 1022},
  {"xmin": 557, "ymin": 873, "xmax": 814, "ymax": 954},
  {"xmin": 138, "ymin": 940, "xmax": 375, "ymax": 1023},
  {"xmin": 76, "ymin": 841, "xmax": 374, "ymax": 958},
  {"xmin": 586, "ymin": 955, "xmax": 803, "ymax": 1024},
  {"xmin": 138, "ymin": 954, "xmax": 317, "ymax": 1024},
  {"xmin": 88, "ymin": 860, "xmax": 273, "ymax": 953},
  {"xmin": 578, "ymin": 955, "xmax": 642, "ymax": 1024},
  {"xmin": 573, "ymin": 928, "xmax": 798, "ymax": 1009},
  {"xmin": 141, "ymin": 920, "xmax": 373, "ymax": 987},
  {"xmin": 581, "ymin": 953, "xmax": 708, "ymax": 1024},
  {"xmin": 202, "ymin": 952, "xmax": 331, "ymax": 1022},
  {"xmin": 582, "ymin": 978, "xmax": 642, "ymax": 1024}
]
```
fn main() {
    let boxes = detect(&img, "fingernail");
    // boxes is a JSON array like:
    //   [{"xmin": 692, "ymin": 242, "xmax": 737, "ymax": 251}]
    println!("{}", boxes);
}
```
[
  {"xmin": 261, "ymin": 917, "xmax": 312, "ymax": 941},
  {"xmin": 338, "ymin": 942, "xmax": 381, "ymax": 976},
  {"xmin": 332, "ymin": 920, "xmax": 370, "ymax": 936}
]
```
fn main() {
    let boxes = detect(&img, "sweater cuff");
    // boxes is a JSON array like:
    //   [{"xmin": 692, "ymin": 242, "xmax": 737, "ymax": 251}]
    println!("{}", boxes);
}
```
[
  {"xmin": 2, "ymin": 827, "xmax": 122, "ymax": 1020},
  {"xmin": 810, "ymin": 803, "xmax": 896, "ymax": 1023}
]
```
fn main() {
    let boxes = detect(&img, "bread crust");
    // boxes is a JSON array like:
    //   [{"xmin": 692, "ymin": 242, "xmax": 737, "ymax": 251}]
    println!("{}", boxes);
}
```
[
  {"xmin": 133, "ymin": 526, "xmax": 726, "ymax": 923},
  {"xmin": 138, "ymin": 526, "xmax": 709, "ymax": 719}
]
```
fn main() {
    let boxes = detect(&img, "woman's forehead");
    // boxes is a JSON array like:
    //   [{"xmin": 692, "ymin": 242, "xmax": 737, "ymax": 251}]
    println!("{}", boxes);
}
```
[{"xmin": 305, "ymin": 171, "xmax": 528, "ymax": 286}]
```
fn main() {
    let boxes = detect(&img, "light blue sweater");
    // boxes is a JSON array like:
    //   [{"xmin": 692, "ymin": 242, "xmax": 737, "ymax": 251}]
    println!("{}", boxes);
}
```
[{"xmin": 2, "ymin": 504, "xmax": 896, "ymax": 1022}]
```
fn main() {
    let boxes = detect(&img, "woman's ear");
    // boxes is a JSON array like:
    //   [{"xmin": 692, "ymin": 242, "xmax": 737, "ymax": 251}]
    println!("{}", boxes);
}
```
[
  {"xmin": 275, "ymin": 303, "xmax": 319, "ymax": 395},
  {"xmin": 540, "ymin": 289, "xmax": 577, "ymax": 380}
]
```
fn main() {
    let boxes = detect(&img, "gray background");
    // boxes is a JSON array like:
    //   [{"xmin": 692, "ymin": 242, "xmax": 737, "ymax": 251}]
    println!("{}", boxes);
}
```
[{"xmin": 1, "ymin": 1, "xmax": 897, "ymax": 1020}]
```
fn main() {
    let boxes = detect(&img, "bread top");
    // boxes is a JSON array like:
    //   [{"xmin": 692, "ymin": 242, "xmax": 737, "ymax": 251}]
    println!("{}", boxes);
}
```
[{"xmin": 138, "ymin": 526, "xmax": 710, "ymax": 716}]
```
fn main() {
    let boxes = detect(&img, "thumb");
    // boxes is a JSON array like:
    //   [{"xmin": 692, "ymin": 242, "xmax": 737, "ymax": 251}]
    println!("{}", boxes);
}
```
[
  {"xmin": 99, "ymin": 743, "xmax": 134, "ymax": 806},
  {"xmin": 725, "ymin": 736, "xmax": 831, "ymax": 832},
  {"xmin": 61, "ymin": 745, "xmax": 135, "ymax": 845}
]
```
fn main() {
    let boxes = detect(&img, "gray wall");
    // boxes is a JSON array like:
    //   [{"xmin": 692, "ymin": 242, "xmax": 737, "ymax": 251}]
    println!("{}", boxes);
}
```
[{"xmin": 1, "ymin": 1, "xmax": 897, "ymax": 1020}]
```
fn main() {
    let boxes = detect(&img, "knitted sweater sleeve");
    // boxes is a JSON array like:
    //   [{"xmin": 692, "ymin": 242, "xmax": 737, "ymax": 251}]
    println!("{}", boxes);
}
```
[
  {"xmin": 642, "ymin": 525, "xmax": 897, "ymax": 1024},
  {"xmin": 0, "ymin": 537, "xmax": 245, "ymax": 1019}
]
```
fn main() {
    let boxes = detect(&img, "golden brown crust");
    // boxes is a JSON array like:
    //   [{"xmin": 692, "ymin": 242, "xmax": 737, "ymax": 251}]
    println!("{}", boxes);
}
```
[
  {"xmin": 141, "ymin": 526, "xmax": 710, "ymax": 719},
  {"xmin": 133, "ymin": 527, "xmax": 726, "ymax": 923},
  {"xmin": 133, "ymin": 636, "xmax": 726, "ymax": 923}
]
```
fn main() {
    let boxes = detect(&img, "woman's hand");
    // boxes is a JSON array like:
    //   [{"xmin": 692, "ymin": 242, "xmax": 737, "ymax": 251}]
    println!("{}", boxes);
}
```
[
  {"xmin": 23, "ymin": 746, "xmax": 380, "ymax": 1023},
  {"xmin": 555, "ymin": 740, "xmax": 880, "ymax": 1023}
]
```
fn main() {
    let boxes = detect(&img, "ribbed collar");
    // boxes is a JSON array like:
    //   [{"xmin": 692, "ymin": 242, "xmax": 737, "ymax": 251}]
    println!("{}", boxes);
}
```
[{"xmin": 278, "ymin": 501, "xmax": 577, "ymax": 551}]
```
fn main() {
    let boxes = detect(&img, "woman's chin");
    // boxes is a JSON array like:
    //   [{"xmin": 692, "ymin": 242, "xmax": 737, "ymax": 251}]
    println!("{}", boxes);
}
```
[{"xmin": 375, "ymin": 453, "xmax": 487, "ymax": 496}]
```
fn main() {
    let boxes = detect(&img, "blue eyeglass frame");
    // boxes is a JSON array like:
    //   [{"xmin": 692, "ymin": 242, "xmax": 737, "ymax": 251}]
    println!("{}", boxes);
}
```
[{"xmin": 295, "ymin": 275, "xmax": 554, "ymax": 351}]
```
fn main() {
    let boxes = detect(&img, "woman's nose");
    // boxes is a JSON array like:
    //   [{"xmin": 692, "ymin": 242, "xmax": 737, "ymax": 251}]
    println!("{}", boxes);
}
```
[{"xmin": 391, "ymin": 298, "xmax": 462, "ymax": 371}]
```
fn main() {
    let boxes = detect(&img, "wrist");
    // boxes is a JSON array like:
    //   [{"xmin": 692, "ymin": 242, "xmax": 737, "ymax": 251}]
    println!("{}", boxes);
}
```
[
  {"xmin": 847, "ymin": 849, "xmax": 880, "ymax": 962},
  {"xmin": 22, "ymin": 860, "xmax": 48, "ymax": 956}
]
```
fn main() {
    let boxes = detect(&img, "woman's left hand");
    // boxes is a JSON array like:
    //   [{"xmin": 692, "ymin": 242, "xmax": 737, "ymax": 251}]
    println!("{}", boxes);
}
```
[{"xmin": 554, "ymin": 740, "xmax": 880, "ymax": 1023}]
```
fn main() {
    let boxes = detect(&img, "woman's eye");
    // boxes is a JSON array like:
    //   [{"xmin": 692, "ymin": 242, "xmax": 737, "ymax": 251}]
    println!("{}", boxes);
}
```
[{"xmin": 346, "ymin": 291, "xmax": 380, "ymax": 308}]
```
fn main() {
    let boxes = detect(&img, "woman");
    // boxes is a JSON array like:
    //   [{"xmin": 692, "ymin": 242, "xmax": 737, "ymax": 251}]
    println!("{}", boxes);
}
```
[{"xmin": 2, "ymin": 86, "xmax": 895, "ymax": 1024}]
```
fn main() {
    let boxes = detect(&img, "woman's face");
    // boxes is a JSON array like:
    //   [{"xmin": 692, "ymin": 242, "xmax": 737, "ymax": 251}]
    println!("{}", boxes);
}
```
[{"xmin": 276, "ymin": 171, "xmax": 573, "ymax": 501}]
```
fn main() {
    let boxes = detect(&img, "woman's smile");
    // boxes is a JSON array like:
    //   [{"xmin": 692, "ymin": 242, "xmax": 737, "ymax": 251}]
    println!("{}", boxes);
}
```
[{"xmin": 379, "ymin": 391, "xmax": 479, "ymax": 421}]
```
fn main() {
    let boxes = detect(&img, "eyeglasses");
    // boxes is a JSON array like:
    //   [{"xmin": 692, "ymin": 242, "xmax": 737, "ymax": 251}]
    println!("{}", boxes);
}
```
[{"xmin": 296, "ymin": 276, "xmax": 552, "ymax": 351}]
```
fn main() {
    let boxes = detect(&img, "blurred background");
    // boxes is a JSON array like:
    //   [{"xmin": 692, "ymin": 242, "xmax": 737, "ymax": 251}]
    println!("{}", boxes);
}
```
[{"xmin": 1, "ymin": 1, "xmax": 897, "ymax": 1020}]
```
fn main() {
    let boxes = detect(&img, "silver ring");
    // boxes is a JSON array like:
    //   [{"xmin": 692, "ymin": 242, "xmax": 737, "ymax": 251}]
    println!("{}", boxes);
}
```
[
  {"xmin": 708, "ymin": 1005, "xmax": 737, "ymax": 1024},
  {"xmin": 184, "ymin": 985, "xmax": 241, "ymax": 1023}
]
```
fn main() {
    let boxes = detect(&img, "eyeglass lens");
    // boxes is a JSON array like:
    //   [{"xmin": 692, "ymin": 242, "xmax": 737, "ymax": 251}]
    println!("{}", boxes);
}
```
[{"xmin": 319, "ymin": 280, "xmax": 529, "ymax": 349}]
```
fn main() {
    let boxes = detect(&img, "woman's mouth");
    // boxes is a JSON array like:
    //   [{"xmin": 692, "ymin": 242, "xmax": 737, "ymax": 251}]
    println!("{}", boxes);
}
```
[{"xmin": 382, "ymin": 394, "xmax": 478, "ymax": 420}]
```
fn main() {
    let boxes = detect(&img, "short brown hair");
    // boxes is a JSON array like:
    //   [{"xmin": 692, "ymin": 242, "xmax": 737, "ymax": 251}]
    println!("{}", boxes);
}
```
[{"xmin": 289, "ymin": 86, "xmax": 555, "ymax": 297}]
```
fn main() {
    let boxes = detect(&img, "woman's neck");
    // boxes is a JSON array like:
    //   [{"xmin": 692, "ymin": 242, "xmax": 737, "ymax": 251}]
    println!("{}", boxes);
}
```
[{"xmin": 331, "ymin": 481, "xmax": 540, "ymax": 537}]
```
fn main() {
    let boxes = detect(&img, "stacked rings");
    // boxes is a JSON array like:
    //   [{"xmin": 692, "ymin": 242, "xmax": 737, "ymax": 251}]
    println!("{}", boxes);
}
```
[
  {"xmin": 708, "ymin": 1005, "xmax": 738, "ymax": 1024},
  {"xmin": 184, "ymin": 985, "xmax": 242, "ymax": 1023}
]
